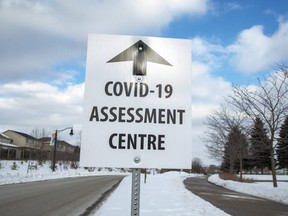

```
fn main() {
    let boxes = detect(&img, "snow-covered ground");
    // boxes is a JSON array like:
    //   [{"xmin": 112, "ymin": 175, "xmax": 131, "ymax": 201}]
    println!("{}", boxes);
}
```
[
  {"xmin": 1, "ymin": 160, "xmax": 287, "ymax": 216},
  {"xmin": 209, "ymin": 174, "xmax": 288, "ymax": 205},
  {"xmin": 0, "ymin": 160, "xmax": 121, "ymax": 185},
  {"xmin": 93, "ymin": 172, "xmax": 229, "ymax": 216}
]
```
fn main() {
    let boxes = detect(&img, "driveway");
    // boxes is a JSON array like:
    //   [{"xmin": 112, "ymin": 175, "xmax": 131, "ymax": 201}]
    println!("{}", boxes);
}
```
[{"xmin": 184, "ymin": 176, "xmax": 288, "ymax": 216}]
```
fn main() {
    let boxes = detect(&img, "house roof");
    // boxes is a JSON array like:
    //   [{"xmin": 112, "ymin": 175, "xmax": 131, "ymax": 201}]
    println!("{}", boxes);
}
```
[
  {"xmin": 0, "ymin": 133, "xmax": 13, "ymax": 141},
  {"xmin": 38, "ymin": 137, "xmax": 51, "ymax": 142},
  {"xmin": 57, "ymin": 140, "xmax": 75, "ymax": 148},
  {"xmin": 5, "ymin": 130, "xmax": 38, "ymax": 141},
  {"xmin": 0, "ymin": 142, "xmax": 18, "ymax": 148},
  {"xmin": 39, "ymin": 137, "xmax": 74, "ymax": 148},
  {"xmin": 3, "ymin": 130, "xmax": 75, "ymax": 148}
]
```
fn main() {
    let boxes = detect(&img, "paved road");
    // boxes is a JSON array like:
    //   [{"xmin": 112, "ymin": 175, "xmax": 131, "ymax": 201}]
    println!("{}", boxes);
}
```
[
  {"xmin": 184, "ymin": 176, "xmax": 288, "ymax": 216},
  {"xmin": 0, "ymin": 175, "xmax": 124, "ymax": 216}
]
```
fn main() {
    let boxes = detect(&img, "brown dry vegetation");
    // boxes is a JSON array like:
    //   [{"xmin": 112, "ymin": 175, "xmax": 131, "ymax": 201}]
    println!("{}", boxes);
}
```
[{"xmin": 219, "ymin": 172, "xmax": 255, "ymax": 183}]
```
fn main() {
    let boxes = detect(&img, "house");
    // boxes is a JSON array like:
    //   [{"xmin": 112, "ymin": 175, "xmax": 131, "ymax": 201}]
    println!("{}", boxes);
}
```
[
  {"xmin": 0, "ymin": 134, "xmax": 19, "ymax": 159},
  {"xmin": 3, "ymin": 130, "xmax": 43, "ymax": 150},
  {"xmin": 0, "ymin": 133, "xmax": 13, "ymax": 144},
  {"xmin": 38, "ymin": 137, "xmax": 76, "ymax": 153},
  {"xmin": 56, "ymin": 140, "xmax": 76, "ymax": 153},
  {"xmin": 1, "ymin": 130, "xmax": 78, "ymax": 161},
  {"xmin": 2, "ymin": 130, "xmax": 46, "ymax": 160}
]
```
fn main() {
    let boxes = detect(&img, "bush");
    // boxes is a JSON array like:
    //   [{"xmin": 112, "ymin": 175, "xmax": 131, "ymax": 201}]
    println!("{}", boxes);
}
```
[
  {"xmin": 11, "ymin": 162, "xmax": 18, "ymax": 170},
  {"xmin": 219, "ymin": 172, "xmax": 254, "ymax": 183},
  {"xmin": 70, "ymin": 161, "xmax": 78, "ymax": 169},
  {"xmin": 37, "ymin": 160, "xmax": 44, "ymax": 166}
]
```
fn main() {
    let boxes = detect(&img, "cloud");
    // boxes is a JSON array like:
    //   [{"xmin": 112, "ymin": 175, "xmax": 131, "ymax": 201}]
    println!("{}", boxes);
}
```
[
  {"xmin": 188, "ymin": 34, "xmax": 247, "ymax": 165},
  {"xmin": 0, "ymin": 81, "xmax": 84, "ymax": 136},
  {"xmin": 190, "ymin": 38, "xmax": 232, "ymax": 164},
  {"xmin": 224, "ymin": 2, "xmax": 242, "ymax": 11},
  {"xmin": 228, "ymin": 17, "xmax": 288, "ymax": 73},
  {"xmin": 192, "ymin": 37, "xmax": 228, "ymax": 69},
  {"xmin": 191, "ymin": 60, "xmax": 231, "ymax": 165},
  {"xmin": 0, "ymin": 0, "xmax": 208, "ymax": 82},
  {"xmin": 0, "ymin": 0, "xmax": 213, "ymax": 161}
]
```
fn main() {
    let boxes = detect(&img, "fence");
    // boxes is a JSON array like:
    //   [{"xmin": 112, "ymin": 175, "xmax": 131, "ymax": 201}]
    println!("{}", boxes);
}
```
[{"xmin": 0, "ymin": 146, "xmax": 79, "ymax": 162}]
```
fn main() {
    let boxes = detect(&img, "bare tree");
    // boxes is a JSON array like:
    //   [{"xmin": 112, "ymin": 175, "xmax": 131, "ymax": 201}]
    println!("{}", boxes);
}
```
[
  {"xmin": 203, "ymin": 105, "xmax": 233, "ymax": 162},
  {"xmin": 203, "ymin": 104, "xmax": 249, "ymax": 176},
  {"xmin": 229, "ymin": 64, "xmax": 288, "ymax": 187},
  {"xmin": 30, "ymin": 127, "xmax": 49, "ymax": 138},
  {"xmin": 192, "ymin": 157, "xmax": 204, "ymax": 174}
]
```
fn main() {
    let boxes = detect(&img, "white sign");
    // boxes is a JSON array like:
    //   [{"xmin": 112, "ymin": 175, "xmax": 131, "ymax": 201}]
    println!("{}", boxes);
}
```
[{"xmin": 80, "ymin": 34, "xmax": 192, "ymax": 169}]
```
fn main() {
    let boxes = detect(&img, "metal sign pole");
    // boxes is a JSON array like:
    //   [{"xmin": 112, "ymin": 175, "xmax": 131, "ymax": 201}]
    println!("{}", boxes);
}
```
[{"xmin": 131, "ymin": 168, "xmax": 141, "ymax": 216}]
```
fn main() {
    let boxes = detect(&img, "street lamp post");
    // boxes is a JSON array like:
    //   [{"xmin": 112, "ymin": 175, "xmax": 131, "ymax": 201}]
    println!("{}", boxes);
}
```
[{"xmin": 52, "ymin": 127, "xmax": 73, "ymax": 172}]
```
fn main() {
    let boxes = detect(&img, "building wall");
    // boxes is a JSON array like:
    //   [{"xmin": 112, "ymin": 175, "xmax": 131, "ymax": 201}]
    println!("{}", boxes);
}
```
[
  {"xmin": 0, "ymin": 135, "xmax": 13, "ymax": 144},
  {"xmin": 3, "ymin": 131, "xmax": 27, "ymax": 147},
  {"xmin": 3, "ymin": 130, "xmax": 42, "ymax": 149}
]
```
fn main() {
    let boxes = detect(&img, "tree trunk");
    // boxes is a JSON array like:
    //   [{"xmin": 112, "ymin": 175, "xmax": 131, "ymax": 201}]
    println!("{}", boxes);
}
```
[
  {"xmin": 229, "ymin": 159, "xmax": 235, "ymax": 173},
  {"xmin": 239, "ymin": 157, "xmax": 243, "ymax": 182},
  {"xmin": 269, "ymin": 144, "xmax": 278, "ymax": 187}
]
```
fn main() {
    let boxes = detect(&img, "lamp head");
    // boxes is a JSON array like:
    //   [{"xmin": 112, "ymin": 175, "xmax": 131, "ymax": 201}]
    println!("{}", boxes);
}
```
[{"xmin": 69, "ymin": 128, "xmax": 74, "ymax": 136}]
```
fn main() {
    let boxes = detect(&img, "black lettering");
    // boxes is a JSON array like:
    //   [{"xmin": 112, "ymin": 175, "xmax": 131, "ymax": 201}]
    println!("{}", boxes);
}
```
[
  {"xmin": 89, "ymin": 106, "xmax": 99, "ymax": 121},
  {"xmin": 138, "ymin": 134, "xmax": 146, "ymax": 149},
  {"xmin": 167, "ymin": 109, "xmax": 176, "ymax": 124},
  {"xmin": 177, "ymin": 110, "xmax": 185, "ymax": 124},
  {"xmin": 127, "ymin": 134, "xmax": 137, "ymax": 149},
  {"xmin": 114, "ymin": 82, "xmax": 123, "ymax": 96},
  {"xmin": 134, "ymin": 82, "xmax": 138, "ymax": 97},
  {"xmin": 148, "ymin": 134, "xmax": 156, "ymax": 150},
  {"xmin": 124, "ymin": 82, "xmax": 133, "ymax": 96},
  {"xmin": 89, "ymin": 106, "xmax": 186, "ymax": 125},
  {"xmin": 158, "ymin": 109, "xmax": 166, "ymax": 124},
  {"xmin": 140, "ymin": 83, "xmax": 149, "ymax": 97},
  {"xmin": 144, "ymin": 108, "xmax": 156, "ymax": 123},
  {"xmin": 100, "ymin": 107, "xmax": 108, "ymax": 122},
  {"xmin": 118, "ymin": 107, "xmax": 126, "ymax": 122},
  {"xmin": 118, "ymin": 133, "xmax": 126, "ymax": 149},
  {"xmin": 135, "ymin": 108, "xmax": 143, "ymax": 123},
  {"xmin": 108, "ymin": 133, "xmax": 165, "ymax": 150},
  {"xmin": 109, "ymin": 133, "xmax": 117, "ymax": 149},
  {"xmin": 127, "ymin": 108, "xmax": 135, "ymax": 123},
  {"xmin": 158, "ymin": 135, "xmax": 165, "ymax": 150},
  {"xmin": 109, "ymin": 107, "xmax": 117, "ymax": 122},
  {"xmin": 104, "ymin": 81, "xmax": 113, "ymax": 96}
]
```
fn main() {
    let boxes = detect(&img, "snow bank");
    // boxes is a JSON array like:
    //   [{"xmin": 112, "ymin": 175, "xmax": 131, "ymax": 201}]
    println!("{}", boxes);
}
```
[
  {"xmin": 208, "ymin": 174, "xmax": 288, "ymax": 205},
  {"xmin": 0, "ymin": 160, "xmax": 123, "ymax": 185}
]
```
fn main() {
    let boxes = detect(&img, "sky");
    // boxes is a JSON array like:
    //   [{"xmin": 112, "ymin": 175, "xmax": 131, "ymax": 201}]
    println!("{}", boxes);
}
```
[{"xmin": 1, "ymin": 0, "xmax": 288, "ymax": 165}]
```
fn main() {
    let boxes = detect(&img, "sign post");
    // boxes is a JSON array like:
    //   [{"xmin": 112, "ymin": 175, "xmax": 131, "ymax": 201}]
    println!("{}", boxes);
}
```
[
  {"xmin": 80, "ymin": 34, "xmax": 192, "ymax": 215},
  {"xmin": 131, "ymin": 168, "xmax": 141, "ymax": 216}
]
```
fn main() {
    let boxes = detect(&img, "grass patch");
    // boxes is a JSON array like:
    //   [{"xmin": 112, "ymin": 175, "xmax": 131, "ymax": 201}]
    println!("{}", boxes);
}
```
[{"xmin": 219, "ymin": 173, "xmax": 255, "ymax": 183}]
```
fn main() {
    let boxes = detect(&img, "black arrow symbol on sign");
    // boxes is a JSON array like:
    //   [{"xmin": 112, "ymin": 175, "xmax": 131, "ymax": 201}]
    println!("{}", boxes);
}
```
[{"xmin": 107, "ymin": 40, "xmax": 172, "ymax": 76}]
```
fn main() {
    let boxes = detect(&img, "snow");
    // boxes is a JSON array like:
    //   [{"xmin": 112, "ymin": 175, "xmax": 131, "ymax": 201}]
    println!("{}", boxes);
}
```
[
  {"xmin": 93, "ymin": 172, "xmax": 229, "ymax": 216},
  {"xmin": 0, "ymin": 160, "xmax": 120, "ymax": 185},
  {"xmin": 208, "ymin": 174, "xmax": 288, "ymax": 205},
  {"xmin": 1, "ymin": 160, "xmax": 287, "ymax": 215},
  {"xmin": 0, "ymin": 142, "xmax": 17, "ymax": 148}
]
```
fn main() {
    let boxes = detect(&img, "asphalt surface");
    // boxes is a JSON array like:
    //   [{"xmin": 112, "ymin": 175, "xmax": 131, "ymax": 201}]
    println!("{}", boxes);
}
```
[
  {"xmin": 0, "ymin": 175, "xmax": 124, "ymax": 216},
  {"xmin": 184, "ymin": 176, "xmax": 288, "ymax": 216}
]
